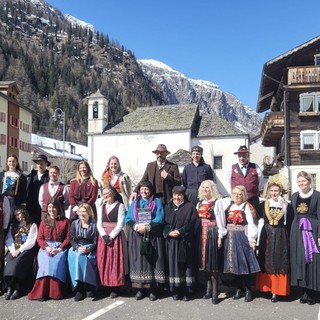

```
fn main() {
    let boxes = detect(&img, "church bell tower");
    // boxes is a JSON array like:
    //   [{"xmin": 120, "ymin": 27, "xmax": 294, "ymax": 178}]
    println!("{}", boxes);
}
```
[{"xmin": 87, "ymin": 89, "xmax": 109, "ymax": 134}]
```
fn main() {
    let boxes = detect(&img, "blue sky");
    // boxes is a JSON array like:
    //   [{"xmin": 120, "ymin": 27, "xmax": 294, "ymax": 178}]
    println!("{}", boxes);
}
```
[{"xmin": 46, "ymin": 0, "xmax": 320, "ymax": 113}]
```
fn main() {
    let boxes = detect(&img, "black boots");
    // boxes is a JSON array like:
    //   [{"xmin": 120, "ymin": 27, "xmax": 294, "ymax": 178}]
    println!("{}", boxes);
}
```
[
  {"xmin": 233, "ymin": 289, "xmax": 242, "ymax": 300},
  {"xmin": 203, "ymin": 280, "xmax": 212, "ymax": 299},
  {"xmin": 4, "ymin": 285, "xmax": 13, "ymax": 300},
  {"xmin": 233, "ymin": 288, "xmax": 253, "ymax": 302},
  {"xmin": 300, "ymin": 290, "xmax": 316, "ymax": 305},
  {"xmin": 244, "ymin": 289, "xmax": 253, "ymax": 302},
  {"xmin": 203, "ymin": 274, "xmax": 219, "ymax": 304},
  {"xmin": 4, "ymin": 278, "xmax": 19, "ymax": 300}
]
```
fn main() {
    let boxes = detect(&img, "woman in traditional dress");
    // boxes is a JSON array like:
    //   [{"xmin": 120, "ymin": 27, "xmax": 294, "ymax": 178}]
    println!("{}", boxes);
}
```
[
  {"xmin": 3, "ymin": 206, "xmax": 38, "ymax": 300},
  {"xmin": 100, "ymin": 156, "xmax": 132, "ymax": 210},
  {"xmin": 196, "ymin": 180, "xmax": 227, "ymax": 304},
  {"xmin": 68, "ymin": 203, "xmax": 99, "ymax": 301},
  {"xmin": 0, "ymin": 154, "xmax": 27, "ymax": 219},
  {"xmin": 256, "ymin": 181, "xmax": 293, "ymax": 302},
  {"xmin": 97, "ymin": 186, "xmax": 127, "ymax": 298},
  {"xmin": 69, "ymin": 161, "xmax": 98, "ymax": 221},
  {"xmin": 125, "ymin": 180, "xmax": 165, "ymax": 301},
  {"xmin": 164, "ymin": 185, "xmax": 199, "ymax": 301},
  {"xmin": 223, "ymin": 185, "xmax": 260, "ymax": 302},
  {"xmin": 28, "ymin": 199, "xmax": 70, "ymax": 301},
  {"xmin": 290, "ymin": 171, "xmax": 320, "ymax": 305}
]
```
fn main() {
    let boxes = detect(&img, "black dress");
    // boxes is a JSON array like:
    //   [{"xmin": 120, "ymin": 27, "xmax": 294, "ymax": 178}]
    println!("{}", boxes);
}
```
[
  {"xmin": 290, "ymin": 190, "xmax": 320, "ymax": 291},
  {"xmin": 164, "ymin": 200, "xmax": 199, "ymax": 291},
  {"xmin": 257, "ymin": 199, "xmax": 293, "ymax": 275},
  {"xmin": 4, "ymin": 223, "xmax": 38, "ymax": 292}
]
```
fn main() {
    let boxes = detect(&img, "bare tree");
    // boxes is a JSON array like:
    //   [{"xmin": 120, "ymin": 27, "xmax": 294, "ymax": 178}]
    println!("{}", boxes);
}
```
[{"xmin": 52, "ymin": 157, "xmax": 78, "ymax": 183}]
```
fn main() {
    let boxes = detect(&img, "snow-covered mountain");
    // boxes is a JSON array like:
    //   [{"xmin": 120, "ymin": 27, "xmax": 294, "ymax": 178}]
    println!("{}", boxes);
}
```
[
  {"xmin": 139, "ymin": 59, "xmax": 262, "ymax": 135},
  {"xmin": 64, "ymin": 14, "xmax": 94, "ymax": 31}
]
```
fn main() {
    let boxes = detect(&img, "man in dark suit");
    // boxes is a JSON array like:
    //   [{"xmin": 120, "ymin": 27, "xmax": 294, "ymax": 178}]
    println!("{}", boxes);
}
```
[
  {"xmin": 26, "ymin": 154, "xmax": 50, "ymax": 226},
  {"xmin": 130, "ymin": 144, "xmax": 181, "ymax": 205}
]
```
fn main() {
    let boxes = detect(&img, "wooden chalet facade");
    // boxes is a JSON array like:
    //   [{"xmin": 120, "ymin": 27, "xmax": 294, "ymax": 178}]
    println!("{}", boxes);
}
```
[{"xmin": 257, "ymin": 35, "xmax": 320, "ymax": 193}]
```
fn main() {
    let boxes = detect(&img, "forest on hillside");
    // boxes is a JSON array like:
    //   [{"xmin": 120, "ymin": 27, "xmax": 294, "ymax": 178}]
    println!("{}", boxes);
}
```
[{"xmin": 0, "ymin": 0, "xmax": 164, "ymax": 144}]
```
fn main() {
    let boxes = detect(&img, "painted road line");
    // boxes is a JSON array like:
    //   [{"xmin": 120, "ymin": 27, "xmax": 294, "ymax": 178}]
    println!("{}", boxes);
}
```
[{"xmin": 81, "ymin": 300, "xmax": 125, "ymax": 320}]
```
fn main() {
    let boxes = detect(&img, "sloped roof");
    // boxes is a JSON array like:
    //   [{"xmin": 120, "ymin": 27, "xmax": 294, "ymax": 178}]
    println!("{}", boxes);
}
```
[
  {"xmin": 196, "ymin": 114, "xmax": 244, "ymax": 137},
  {"xmin": 105, "ymin": 104, "xmax": 198, "ymax": 133},
  {"xmin": 34, "ymin": 146, "xmax": 86, "ymax": 161},
  {"xmin": 87, "ymin": 89, "xmax": 105, "ymax": 99},
  {"xmin": 0, "ymin": 81, "xmax": 19, "ymax": 95},
  {"xmin": 257, "ymin": 35, "xmax": 320, "ymax": 113},
  {"xmin": 167, "ymin": 149, "xmax": 191, "ymax": 166}
]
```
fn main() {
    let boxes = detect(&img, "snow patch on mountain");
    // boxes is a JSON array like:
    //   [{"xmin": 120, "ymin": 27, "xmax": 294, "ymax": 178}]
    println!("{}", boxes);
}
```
[
  {"xmin": 64, "ymin": 14, "xmax": 94, "ymax": 31},
  {"xmin": 139, "ymin": 59, "xmax": 262, "ymax": 135}
]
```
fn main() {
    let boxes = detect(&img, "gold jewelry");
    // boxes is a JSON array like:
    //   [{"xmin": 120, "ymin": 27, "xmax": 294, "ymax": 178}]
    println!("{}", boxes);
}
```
[
  {"xmin": 264, "ymin": 200, "xmax": 284, "ymax": 226},
  {"xmin": 297, "ymin": 202, "xmax": 308, "ymax": 215}
]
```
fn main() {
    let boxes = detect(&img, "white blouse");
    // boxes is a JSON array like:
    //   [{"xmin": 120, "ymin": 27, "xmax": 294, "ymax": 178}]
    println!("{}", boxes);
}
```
[
  {"xmin": 97, "ymin": 201, "xmax": 125, "ymax": 239},
  {"xmin": 5, "ymin": 223, "xmax": 38, "ymax": 253},
  {"xmin": 221, "ymin": 199, "xmax": 258, "ymax": 243},
  {"xmin": 196, "ymin": 198, "xmax": 229, "ymax": 239}
]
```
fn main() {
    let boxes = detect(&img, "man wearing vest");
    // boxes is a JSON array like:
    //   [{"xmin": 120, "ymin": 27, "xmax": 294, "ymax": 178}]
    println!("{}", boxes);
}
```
[
  {"xmin": 0, "ymin": 194, "xmax": 11, "ymax": 294},
  {"xmin": 38, "ymin": 165, "xmax": 69, "ymax": 220},
  {"xmin": 228, "ymin": 145, "xmax": 265, "ymax": 213}
]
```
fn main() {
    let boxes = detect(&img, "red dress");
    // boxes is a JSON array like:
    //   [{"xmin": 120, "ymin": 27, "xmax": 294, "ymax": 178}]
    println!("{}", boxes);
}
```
[
  {"xmin": 68, "ymin": 178, "xmax": 98, "ymax": 220},
  {"xmin": 27, "ymin": 218, "xmax": 70, "ymax": 300},
  {"xmin": 96, "ymin": 202, "xmax": 127, "ymax": 287}
]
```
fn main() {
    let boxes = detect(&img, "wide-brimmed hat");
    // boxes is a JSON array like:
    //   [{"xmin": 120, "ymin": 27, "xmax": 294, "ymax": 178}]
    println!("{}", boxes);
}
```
[
  {"xmin": 152, "ymin": 144, "xmax": 170, "ymax": 154},
  {"xmin": 32, "ymin": 154, "xmax": 51, "ymax": 166},
  {"xmin": 233, "ymin": 145, "xmax": 251, "ymax": 155}
]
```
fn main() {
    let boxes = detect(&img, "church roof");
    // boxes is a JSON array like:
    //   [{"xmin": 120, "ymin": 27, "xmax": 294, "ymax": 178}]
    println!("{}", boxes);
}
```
[
  {"xmin": 105, "ymin": 104, "xmax": 198, "ymax": 133},
  {"xmin": 196, "ymin": 114, "xmax": 244, "ymax": 137}
]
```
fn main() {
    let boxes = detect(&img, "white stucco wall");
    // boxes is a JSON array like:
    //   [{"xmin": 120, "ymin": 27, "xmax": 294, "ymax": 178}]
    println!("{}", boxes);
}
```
[
  {"xmin": 249, "ymin": 140, "xmax": 274, "ymax": 168},
  {"xmin": 195, "ymin": 136, "xmax": 249, "ymax": 195},
  {"xmin": 88, "ymin": 126, "xmax": 279, "ymax": 198},
  {"xmin": 88, "ymin": 130, "xmax": 191, "ymax": 186}
]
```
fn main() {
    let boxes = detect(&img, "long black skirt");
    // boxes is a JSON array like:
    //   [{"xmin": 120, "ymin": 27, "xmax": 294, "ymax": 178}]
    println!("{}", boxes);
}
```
[
  {"xmin": 4, "ymin": 247, "xmax": 37, "ymax": 281},
  {"xmin": 290, "ymin": 216, "xmax": 320, "ymax": 291},
  {"xmin": 127, "ymin": 228, "xmax": 166, "ymax": 288},
  {"xmin": 258, "ymin": 224, "xmax": 289, "ymax": 274},
  {"xmin": 201, "ymin": 222, "xmax": 222, "ymax": 272},
  {"xmin": 165, "ymin": 237, "xmax": 195, "ymax": 290}
]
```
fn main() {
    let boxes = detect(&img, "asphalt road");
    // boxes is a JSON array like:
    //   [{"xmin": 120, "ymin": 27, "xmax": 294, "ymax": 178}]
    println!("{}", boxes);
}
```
[{"xmin": 0, "ymin": 287, "xmax": 319, "ymax": 320}]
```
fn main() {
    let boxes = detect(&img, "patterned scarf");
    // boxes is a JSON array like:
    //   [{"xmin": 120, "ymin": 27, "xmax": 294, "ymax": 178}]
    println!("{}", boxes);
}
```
[{"xmin": 12, "ymin": 224, "xmax": 31, "ymax": 250}]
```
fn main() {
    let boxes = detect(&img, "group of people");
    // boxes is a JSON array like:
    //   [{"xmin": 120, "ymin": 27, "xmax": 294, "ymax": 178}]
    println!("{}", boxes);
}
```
[{"xmin": 0, "ymin": 143, "xmax": 319, "ymax": 307}]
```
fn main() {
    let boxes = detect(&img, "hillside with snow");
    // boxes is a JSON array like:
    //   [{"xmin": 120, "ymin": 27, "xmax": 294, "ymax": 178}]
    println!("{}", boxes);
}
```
[{"xmin": 139, "ymin": 59, "xmax": 262, "ymax": 135}]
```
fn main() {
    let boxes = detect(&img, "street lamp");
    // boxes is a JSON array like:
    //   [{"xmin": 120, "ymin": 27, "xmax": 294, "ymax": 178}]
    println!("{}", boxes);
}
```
[{"xmin": 52, "ymin": 108, "xmax": 66, "ymax": 182}]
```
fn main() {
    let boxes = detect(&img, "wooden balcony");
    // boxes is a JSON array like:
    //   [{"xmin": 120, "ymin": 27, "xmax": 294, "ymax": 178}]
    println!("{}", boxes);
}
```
[
  {"xmin": 260, "ymin": 112, "xmax": 284, "ymax": 147},
  {"xmin": 288, "ymin": 66, "xmax": 320, "ymax": 86}
]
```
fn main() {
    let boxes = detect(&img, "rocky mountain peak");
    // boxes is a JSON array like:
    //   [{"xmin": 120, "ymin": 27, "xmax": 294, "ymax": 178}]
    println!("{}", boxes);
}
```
[{"xmin": 139, "ymin": 59, "xmax": 262, "ymax": 135}]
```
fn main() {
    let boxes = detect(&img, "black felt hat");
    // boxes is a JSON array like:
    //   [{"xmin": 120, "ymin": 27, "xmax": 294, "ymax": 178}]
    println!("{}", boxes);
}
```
[
  {"xmin": 32, "ymin": 154, "xmax": 51, "ymax": 166},
  {"xmin": 172, "ymin": 185, "xmax": 186, "ymax": 194}
]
